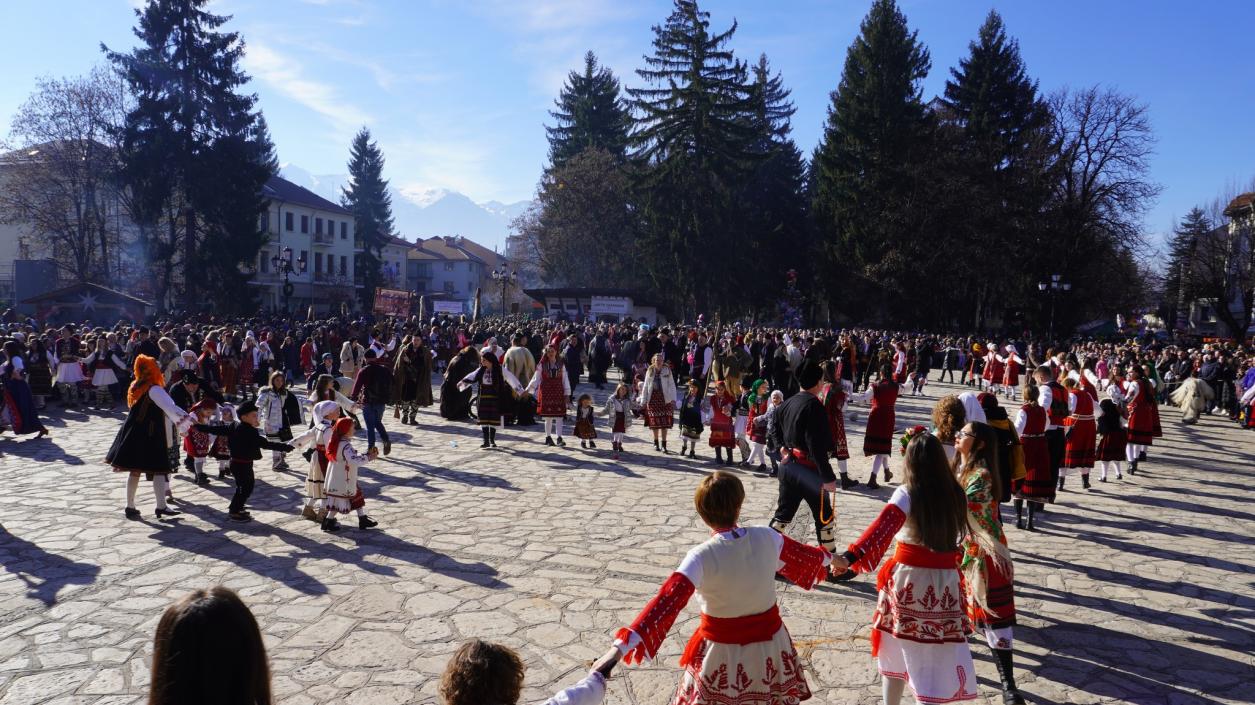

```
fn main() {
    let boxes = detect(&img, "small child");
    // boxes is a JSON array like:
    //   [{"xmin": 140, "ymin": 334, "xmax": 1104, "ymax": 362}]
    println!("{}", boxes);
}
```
[
  {"xmin": 678, "ymin": 381, "xmax": 704, "ymax": 458},
  {"xmin": 574, "ymin": 393, "xmax": 598, "ymax": 449},
  {"xmin": 183, "ymin": 399, "xmax": 218, "ymax": 486},
  {"xmin": 291, "ymin": 400, "xmax": 340, "ymax": 522},
  {"xmin": 194, "ymin": 399, "xmax": 295, "ymax": 522},
  {"xmin": 211, "ymin": 405, "xmax": 235, "ymax": 480},
  {"xmin": 763, "ymin": 390, "xmax": 785, "ymax": 477},
  {"xmin": 602, "ymin": 383, "xmax": 634, "ymax": 459},
  {"xmin": 322, "ymin": 416, "xmax": 380, "ymax": 532},
  {"xmin": 1096, "ymin": 398, "xmax": 1127, "ymax": 481}
]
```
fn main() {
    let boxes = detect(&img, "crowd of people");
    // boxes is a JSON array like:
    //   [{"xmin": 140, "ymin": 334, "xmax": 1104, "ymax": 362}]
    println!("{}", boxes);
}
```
[{"xmin": 2, "ymin": 309, "xmax": 1254, "ymax": 705}]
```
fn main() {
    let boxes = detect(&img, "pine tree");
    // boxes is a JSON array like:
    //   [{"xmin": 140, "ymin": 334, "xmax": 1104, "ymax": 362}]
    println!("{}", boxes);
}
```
[
  {"xmin": 1162, "ymin": 208, "xmax": 1210, "ymax": 330},
  {"xmin": 106, "ymin": 0, "xmax": 268, "ymax": 311},
  {"xmin": 941, "ymin": 10, "xmax": 1053, "ymax": 328},
  {"xmin": 811, "ymin": 0, "xmax": 932, "ymax": 322},
  {"xmin": 341, "ymin": 127, "xmax": 394, "ymax": 309},
  {"xmin": 628, "ymin": 0, "xmax": 759, "ymax": 314},
  {"xmin": 546, "ymin": 51, "xmax": 631, "ymax": 167}
]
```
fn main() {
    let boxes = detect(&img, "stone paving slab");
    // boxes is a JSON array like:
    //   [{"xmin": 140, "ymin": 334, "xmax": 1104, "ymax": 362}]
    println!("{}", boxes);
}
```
[{"xmin": 0, "ymin": 377, "xmax": 1252, "ymax": 704}]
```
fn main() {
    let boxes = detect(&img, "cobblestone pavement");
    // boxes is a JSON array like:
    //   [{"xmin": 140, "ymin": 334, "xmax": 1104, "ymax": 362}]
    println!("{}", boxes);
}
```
[{"xmin": 0, "ymin": 376, "xmax": 1251, "ymax": 705}]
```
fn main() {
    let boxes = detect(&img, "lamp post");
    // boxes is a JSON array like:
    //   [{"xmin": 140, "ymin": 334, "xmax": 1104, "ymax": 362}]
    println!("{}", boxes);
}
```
[
  {"xmin": 271, "ymin": 246, "xmax": 307, "ymax": 313},
  {"xmin": 1037, "ymin": 273, "xmax": 1071, "ymax": 343},
  {"xmin": 491, "ymin": 263, "xmax": 517, "ymax": 316}
]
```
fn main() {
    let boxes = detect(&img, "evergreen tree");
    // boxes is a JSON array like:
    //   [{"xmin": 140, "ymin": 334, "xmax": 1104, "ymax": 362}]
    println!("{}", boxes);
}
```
[
  {"xmin": 546, "ymin": 51, "xmax": 631, "ymax": 167},
  {"xmin": 628, "ymin": 0, "xmax": 759, "ymax": 314},
  {"xmin": 340, "ymin": 127, "xmax": 394, "ymax": 309},
  {"xmin": 942, "ymin": 10, "xmax": 1053, "ymax": 328},
  {"xmin": 1162, "ymin": 207, "xmax": 1210, "ymax": 330},
  {"xmin": 811, "ymin": 0, "xmax": 932, "ymax": 323},
  {"xmin": 106, "ymin": 0, "xmax": 269, "ymax": 311}
]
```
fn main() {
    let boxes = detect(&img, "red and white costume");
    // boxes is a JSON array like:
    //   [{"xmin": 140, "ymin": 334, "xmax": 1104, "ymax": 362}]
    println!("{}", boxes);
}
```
[
  {"xmin": 1123, "ymin": 378, "xmax": 1158, "ymax": 453},
  {"xmin": 527, "ymin": 359, "xmax": 572, "ymax": 440},
  {"xmin": 892, "ymin": 348, "xmax": 908, "ymax": 384},
  {"xmin": 983, "ymin": 352, "xmax": 1004, "ymax": 394},
  {"xmin": 822, "ymin": 382, "xmax": 850, "ymax": 462},
  {"xmin": 844, "ymin": 487, "xmax": 978, "ymax": 703},
  {"xmin": 1061, "ymin": 388, "xmax": 1097, "ymax": 474},
  {"xmin": 616, "ymin": 526, "xmax": 831, "ymax": 705},
  {"xmin": 705, "ymin": 390, "xmax": 736, "ymax": 449},
  {"xmin": 1000, "ymin": 347, "xmax": 1023, "ymax": 400}
]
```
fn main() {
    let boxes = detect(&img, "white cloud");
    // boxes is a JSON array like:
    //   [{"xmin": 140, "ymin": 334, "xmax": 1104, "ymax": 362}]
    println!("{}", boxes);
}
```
[{"xmin": 243, "ymin": 41, "xmax": 372, "ymax": 135}]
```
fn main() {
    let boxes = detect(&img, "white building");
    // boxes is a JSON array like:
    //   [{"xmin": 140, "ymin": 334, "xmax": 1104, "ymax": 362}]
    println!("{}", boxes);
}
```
[{"xmin": 253, "ymin": 176, "xmax": 357, "ymax": 313}]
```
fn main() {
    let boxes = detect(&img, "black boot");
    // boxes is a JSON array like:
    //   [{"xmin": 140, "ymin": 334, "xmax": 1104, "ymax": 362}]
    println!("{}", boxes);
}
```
[
  {"xmin": 715, "ymin": 448, "xmax": 724, "ymax": 464},
  {"xmin": 654, "ymin": 438, "xmax": 660, "ymax": 451},
  {"xmin": 1058, "ymin": 476, "xmax": 1065, "ymax": 490},
  {"xmin": 840, "ymin": 474, "xmax": 860, "ymax": 490},
  {"xmin": 358, "ymin": 515, "xmax": 378, "ymax": 529},
  {"xmin": 321, "ymin": 517, "xmax": 340, "ymax": 532},
  {"xmin": 661, "ymin": 440, "xmax": 668, "ymax": 454},
  {"xmin": 1026, "ymin": 502, "xmax": 1037, "ymax": 531},
  {"xmin": 992, "ymin": 648, "xmax": 1027, "ymax": 704},
  {"xmin": 481, "ymin": 427, "xmax": 491, "ymax": 449},
  {"xmin": 1129, "ymin": 459, "xmax": 1138, "ymax": 475},
  {"xmin": 1014, "ymin": 500, "xmax": 1025, "ymax": 530},
  {"xmin": 1082, "ymin": 473, "xmax": 1091, "ymax": 490},
  {"xmin": 545, "ymin": 435, "xmax": 555, "ymax": 446}
]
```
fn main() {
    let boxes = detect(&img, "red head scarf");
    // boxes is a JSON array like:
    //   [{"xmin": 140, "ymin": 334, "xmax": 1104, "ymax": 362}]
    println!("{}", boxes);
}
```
[{"xmin": 325, "ymin": 416, "xmax": 355, "ymax": 461}]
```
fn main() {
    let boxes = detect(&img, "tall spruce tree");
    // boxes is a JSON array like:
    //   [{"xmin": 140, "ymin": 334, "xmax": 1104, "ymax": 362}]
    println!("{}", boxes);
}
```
[
  {"xmin": 106, "ymin": 0, "xmax": 270, "ymax": 311},
  {"xmin": 341, "ymin": 127, "xmax": 394, "ymax": 309},
  {"xmin": 942, "ymin": 10, "xmax": 1052, "ymax": 328},
  {"xmin": 628, "ymin": 0, "xmax": 758, "ymax": 314},
  {"xmin": 811, "ymin": 0, "xmax": 932, "ymax": 323},
  {"xmin": 1162, "ymin": 208, "xmax": 1210, "ymax": 330},
  {"xmin": 546, "ymin": 51, "xmax": 631, "ymax": 167}
]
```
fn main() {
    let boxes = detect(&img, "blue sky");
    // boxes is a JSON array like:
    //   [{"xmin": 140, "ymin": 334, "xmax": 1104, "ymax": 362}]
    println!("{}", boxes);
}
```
[{"xmin": 2, "ymin": 0, "xmax": 1252, "ymax": 246}]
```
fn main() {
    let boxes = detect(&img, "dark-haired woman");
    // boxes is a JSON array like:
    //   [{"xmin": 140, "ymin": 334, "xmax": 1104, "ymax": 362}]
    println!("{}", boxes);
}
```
[
  {"xmin": 955, "ymin": 422, "xmax": 1025, "ymax": 705},
  {"xmin": 148, "ymin": 587, "xmax": 272, "ymax": 705},
  {"xmin": 837, "ymin": 434, "xmax": 976, "ymax": 705},
  {"xmin": 440, "ymin": 346, "xmax": 480, "ymax": 421},
  {"xmin": 852, "ymin": 363, "xmax": 899, "ymax": 489},
  {"xmin": 1, "ymin": 341, "xmax": 49, "ymax": 439}
]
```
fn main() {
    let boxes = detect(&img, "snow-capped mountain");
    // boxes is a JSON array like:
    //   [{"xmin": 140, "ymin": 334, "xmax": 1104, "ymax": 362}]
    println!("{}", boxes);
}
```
[{"xmin": 279, "ymin": 164, "xmax": 531, "ymax": 252}]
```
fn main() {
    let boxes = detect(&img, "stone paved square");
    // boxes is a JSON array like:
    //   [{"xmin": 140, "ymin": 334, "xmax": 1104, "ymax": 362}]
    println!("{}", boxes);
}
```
[{"xmin": 0, "ymin": 377, "xmax": 1251, "ymax": 704}]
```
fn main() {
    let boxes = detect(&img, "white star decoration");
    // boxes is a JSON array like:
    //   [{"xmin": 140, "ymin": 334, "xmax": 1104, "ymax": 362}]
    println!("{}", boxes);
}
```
[{"xmin": 78, "ymin": 291, "xmax": 99, "ymax": 311}]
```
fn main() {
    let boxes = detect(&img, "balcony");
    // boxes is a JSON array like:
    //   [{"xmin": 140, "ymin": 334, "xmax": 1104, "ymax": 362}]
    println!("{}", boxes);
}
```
[{"xmin": 313, "ymin": 232, "xmax": 335, "ymax": 246}]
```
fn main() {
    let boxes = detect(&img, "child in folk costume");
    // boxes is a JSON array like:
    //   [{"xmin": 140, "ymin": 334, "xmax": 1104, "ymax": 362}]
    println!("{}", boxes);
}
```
[
  {"xmin": 83, "ymin": 338, "xmax": 125, "ymax": 407},
  {"xmin": 821, "ymin": 362, "xmax": 859, "ymax": 489},
  {"xmin": 1060, "ymin": 378, "xmax": 1097, "ymax": 490},
  {"xmin": 526, "ymin": 345, "xmax": 571, "ymax": 447},
  {"xmin": 295, "ymin": 400, "xmax": 341, "ymax": 522},
  {"xmin": 1001, "ymin": 346, "xmax": 1024, "ymax": 401},
  {"xmin": 193, "ymin": 400, "xmax": 295, "ymax": 522},
  {"xmin": 1012, "ymin": 385, "xmax": 1054, "ymax": 531},
  {"xmin": 611, "ymin": 472, "xmax": 833, "ymax": 705},
  {"xmin": 319, "ymin": 417, "xmax": 379, "ymax": 532},
  {"xmin": 459, "ymin": 351, "xmax": 523, "ymax": 449},
  {"xmin": 954, "ymin": 422, "xmax": 1026, "ymax": 704},
  {"xmin": 1123, "ymin": 366, "xmax": 1158, "ymax": 474},
  {"xmin": 1095, "ymin": 398, "xmax": 1127, "ymax": 482},
  {"xmin": 852, "ymin": 364, "xmax": 899, "ymax": 489},
  {"xmin": 836, "ymin": 434, "xmax": 977, "ymax": 705},
  {"xmin": 257, "ymin": 371, "xmax": 303, "ymax": 472},
  {"xmin": 638, "ymin": 353, "xmax": 677, "ymax": 453},
  {"xmin": 705, "ymin": 380, "xmax": 737, "ymax": 465},
  {"xmin": 210, "ymin": 405, "xmax": 235, "ymax": 480},
  {"xmin": 744, "ymin": 379, "xmax": 771, "ymax": 474},
  {"xmin": 602, "ymin": 383, "xmax": 634, "ymax": 459},
  {"xmin": 574, "ymin": 393, "xmax": 598, "ymax": 449},
  {"xmin": 183, "ymin": 400, "xmax": 218, "ymax": 486},
  {"xmin": 761, "ymin": 390, "xmax": 785, "ymax": 477},
  {"xmin": 678, "ymin": 380, "xmax": 704, "ymax": 458}
]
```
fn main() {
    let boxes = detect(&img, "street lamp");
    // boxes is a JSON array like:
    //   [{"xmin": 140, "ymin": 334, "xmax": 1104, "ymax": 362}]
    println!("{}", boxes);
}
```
[
  {"xmin": 1037, "ymin": 273, "xmax": 1071, "ymax": 343},
  {"xmin": 491, "ymin": 263, "xmax": 517, "ymax": 316},
  {"xmin": 271, "ymin": 246, "xmax": 307, "ymax": 313}
]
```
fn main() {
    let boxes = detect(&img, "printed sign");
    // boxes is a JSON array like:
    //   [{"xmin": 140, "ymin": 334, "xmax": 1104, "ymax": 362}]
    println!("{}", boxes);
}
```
[{"xmin": 373, "ymin": 288, "xmax": 412, "ymax": 316}]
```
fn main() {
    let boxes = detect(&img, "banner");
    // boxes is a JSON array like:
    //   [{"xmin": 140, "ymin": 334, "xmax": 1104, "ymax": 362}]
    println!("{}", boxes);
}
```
[
  {"xmin": 432, "ymin": 300, "xmax": 463, "ymax": 314},
  {"xmin": 373, "ymin": 288, "xmax": 413, "ymax": 316},
  {"xmin": 589, "ymin": 296, "xmax": 631, "ymax": 315}
]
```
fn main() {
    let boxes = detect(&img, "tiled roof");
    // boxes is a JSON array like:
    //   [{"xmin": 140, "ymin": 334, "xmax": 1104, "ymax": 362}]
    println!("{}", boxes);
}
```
[
  {"xmin": 263, "ymin": 176, "xmax": 352, "ymax": 215},
  {"xmin": 1224, "ymin": 192, "xmax": 1255, "ymax": 217}
]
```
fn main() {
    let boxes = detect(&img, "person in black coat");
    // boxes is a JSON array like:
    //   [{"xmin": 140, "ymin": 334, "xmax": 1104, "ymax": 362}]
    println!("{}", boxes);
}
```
[
  {"xmin": 440, "ymin": 346, "xmax": 481, "ymax": 421},
  {"xmin": 170, "ymin": 373, "xmax": 225, "ymax": 471},
  {"xmin": 194, "ymin": 400, "xmax": 294, "ymax": 522}
]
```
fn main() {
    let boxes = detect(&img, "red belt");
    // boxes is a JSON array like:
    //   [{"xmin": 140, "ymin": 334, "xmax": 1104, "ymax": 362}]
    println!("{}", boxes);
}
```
[
  {"xmin": 680, "ymin": 605, "xmax": 782, "ymax": 667},
  {"xmin": 788, "ymin": 449, "xmax": 817, "ymax": 470}
]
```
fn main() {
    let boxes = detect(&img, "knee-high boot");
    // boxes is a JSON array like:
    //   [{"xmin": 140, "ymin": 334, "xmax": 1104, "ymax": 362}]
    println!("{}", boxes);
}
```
[{"xmin": 992, "ymin": 648, "xmax": 1027, "ymax": 704}]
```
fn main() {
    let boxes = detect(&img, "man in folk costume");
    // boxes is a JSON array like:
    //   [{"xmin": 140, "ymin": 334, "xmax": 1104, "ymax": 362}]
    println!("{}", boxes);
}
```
[
  {"xmin": 1033, "ymin": 365, "xmax": 1067, "ymax": 492},
  {"xmin": 106, "ymin": 355, "xmax": 196, "ymax": 521},
  {"xmin": 459, "ymin": 351, "xmax": 524, "ymax": 449},
  {"xmin": 611, "ymin": 472, "xmax": 833, "ymax": 705},
  {"xmin": 1169, "ymin": 368, "xmax": 1214, "ymax": 424},
  {"xmin": 767, "ymin": 360, "xmax": 842, "ymax": 561},
  {"xmin": 392, "ymin": 335, "xmax": 434, "ymax": 426},
  {"xmin": 1060, "ymin": 378, "xmax": 1098, "ymax": 489},
  {"xmin": 1001, "ymin": 345, "xmax": 1024, "ymax": 401},
  {"xmin": 193, "ymin": 399, "xmax": 295, "ymax": 522},
  {"xmin": 526, "ymin": 345, "xmax": 571, "ymax": 446}
]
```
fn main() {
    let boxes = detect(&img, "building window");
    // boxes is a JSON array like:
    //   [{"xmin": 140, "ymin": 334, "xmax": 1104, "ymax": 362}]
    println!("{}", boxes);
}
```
[
  {"xmin": 341, "ymin": 222, "xmax": 348, "ymax": 239},
  {"xmin": 340, "ymin": 256, "xmax": 347, "ymax": 275},
  {"xmin": 259, "ymin": 250, "xmax": 269, "ymax": 273},
  {"xmin": 316, "ymin": 218, "xmax": 324, "ymax": 235},
  {"xmin": 314, "ymin": 252, "xmax": 323, "ymax": 274},
  {"xmin": 259, "ymin": 212, "xmax": 269, "ymax": 233},
  {"xmin": 300, "ymin": 250, "xmax": 308, "ymax": 269},
  {"xmin": 444, "ymin": 262, "xmax": 455, "ymax": 271},
  {"xmin": 444, "ymin": 281, "xmax": 455, "ymax": 293},
  {"xmin": 326, "ymin": 219, "xmax": 334, "ymax": 236},
  {"xmin": 285, "ymin": 212, "xmax": 294, "ymax": 231},
  {"xmin": 300, "ymin": 215, "xmax": 309, "ymax": 234}
]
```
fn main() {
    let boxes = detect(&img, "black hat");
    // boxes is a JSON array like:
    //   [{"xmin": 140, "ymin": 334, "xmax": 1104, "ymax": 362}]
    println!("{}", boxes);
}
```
[
  {"xmin": 182, "ymin": 371, "xmax": 202, "ymax": 385},
  {"xmin": 796, "ymin": 360, "xmax": 823, "ymax": 390},
  {"xmin": 236, "ymin": 400, "xmax": 258, "ymax": 417}
]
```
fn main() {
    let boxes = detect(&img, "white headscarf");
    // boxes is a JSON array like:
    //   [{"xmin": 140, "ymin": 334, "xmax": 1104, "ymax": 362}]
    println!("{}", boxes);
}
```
[{"xmin": 958, "ymin": 391, "xmax": 987, "ymax": 425}]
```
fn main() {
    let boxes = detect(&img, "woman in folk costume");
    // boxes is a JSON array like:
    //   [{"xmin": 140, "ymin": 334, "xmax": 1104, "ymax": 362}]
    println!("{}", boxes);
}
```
[
  {"xmin": 820, "ymin": 361, "xmax": 859, "ymax": 489},
  {"xmin": 1, "ymin": 341, "xmax": 49, "ymax": 438},
  {"xmin": 1000, "ymin": 345, "xmax": 1024, "ymax": 401},
  {"xmin": 25, "ymin": 338, "xmax": 54, "ymax": 410},
  {"xmin": 392, "ymin": 335, "xmax": 434, "ymax": 426},
  {"xmin": 638, "ymin": 353, "xmax": 678, "ymax": 453},
  {"xmin": 1060, "ymin": 378, "xmax": 1098, "ymax": 489},
  {"xmin": 1095, "ymin": 398, "xmax": 1128, "ymax": 482},
  {"xmin": 705, "ymin": 379, "xmax": 737, "ymax": 465},
  {"xmin": 983, "ymin": 347, "xmax": 1005, "ymax": 396},
  {"xmin": 83, "ymin": 338, "xmax": 125, "ymax": 407},
  {"xmin": 238, "ymin": 334, "xmax": 258, "ymax": 400},
  {"xmin": 980, "ymin": 393, "xmax": 1024, "ymax": 507},
  {"xmin": 612, "ymin": 472, "xmax": 833, "ymax": 705},
  {"xmin": 1079, "ymin": 357, "xmax": 1102, "ymax": 401},
  {"xmin": 954, "ymin": 422, "xmax": 1025, "ymax": 705},
  {"xmin": 891, "ymin": 342, "xmax": 908, "ymax": 384},
  {"xmin": 601, "ymin": 382, "xmax": 634, "ymax": 459},
  {"xmin": 852, "ymin": 363, "xmax": 899, "ymax": 489},
  {"xmin": 218, "ymin": 332, "xmax": 241, "ymax": 400},
  {"xmin": 458, "ymin": 351, "xmax": 523, "ymax": 449},
  {"xmin": 931, "ymin": 394, "xmax": 966, "ymax": 463},
  {"xmin": 526, "ymin": 345, "xmax": 572, "ymax": 446},
  {"xmin": 293, "ymin": 400, "xmax": 340, "ymax": 523},
  {"xmin": 53, "ymin": 327, "xmax": 85, "ymax": 406},
  {"xmin": 1012, "ymin": 385, "xmax": 1053, "ymax": 530},
  {"xmin": 836, "ymin": 434, "xmax": 977, "ymax": 705},
  {"xmin": 1122, "ymin": 366, "xmax": 1157, "ymax": 474},
  {"xmin": 106, "ymin": 355, "xmax": 195, "ymax": 521},
  {"xmin": 966, "ymin": 343, "xmax": 986, "ymax": 389},
  {"xmin": 197, "ymin": 341, "xmax": 222, "ymax": 396},
  {"xmin": 320, "ymin": 416, "xmax": 379, "ymax": 532},
  {"xmin": 678, "ymin": 380, "xmax": 705, "ymax": 458}
]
